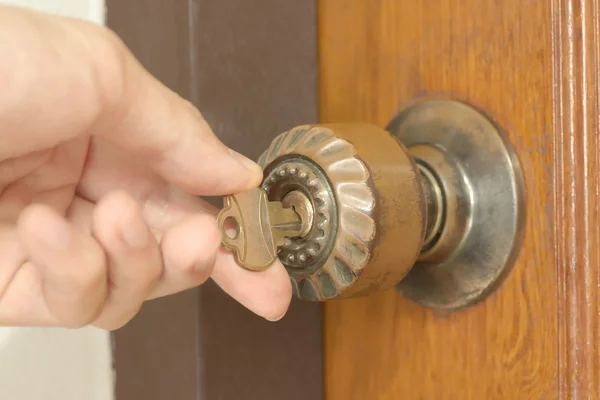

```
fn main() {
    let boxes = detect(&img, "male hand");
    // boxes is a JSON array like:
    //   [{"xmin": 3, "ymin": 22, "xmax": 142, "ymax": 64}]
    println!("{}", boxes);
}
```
[{"xmin": 0, "ymin": 5, "xmax": 292, "ymax": 329}]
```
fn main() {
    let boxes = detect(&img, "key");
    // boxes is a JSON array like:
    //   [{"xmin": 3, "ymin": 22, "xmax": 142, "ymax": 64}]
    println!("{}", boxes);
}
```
[{"xmin": 217, "ymin": 188, "xmax": 303, "ymax": 271}]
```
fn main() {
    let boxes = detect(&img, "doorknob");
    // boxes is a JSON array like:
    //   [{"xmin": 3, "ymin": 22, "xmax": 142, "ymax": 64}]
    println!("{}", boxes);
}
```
[{"xmin": 242, "ymin": 100, "xmax": 526, "ymax": 311}]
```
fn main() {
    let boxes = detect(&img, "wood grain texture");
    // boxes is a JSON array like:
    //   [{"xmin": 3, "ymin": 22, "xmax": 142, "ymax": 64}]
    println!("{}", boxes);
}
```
[
  {"xmin": 554, "ymin": 0, "xmax": 600, "ymax": 397},
  {"xmin": 320, "ymin": 1, "xmax": 565, "ymax": 398}
]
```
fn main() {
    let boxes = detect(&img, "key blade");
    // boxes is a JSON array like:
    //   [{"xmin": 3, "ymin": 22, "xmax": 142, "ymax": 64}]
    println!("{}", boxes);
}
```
[
  {"xmin": 217, "ymin": 189, "xmax": 278, "ymax": 271},
  {"xmin": 267, "ymin": 202, "xmax": 303, "ymax": 247}
]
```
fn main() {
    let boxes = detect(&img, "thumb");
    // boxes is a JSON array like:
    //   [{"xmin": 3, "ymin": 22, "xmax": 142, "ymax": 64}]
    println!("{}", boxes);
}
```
[
  {"xmin": 95, "ymin": 61, "xmax": 265, "ymax": 195},
  {"xmin": 0, "ymin": 5, "xmax": 262, "ymax": 195}
]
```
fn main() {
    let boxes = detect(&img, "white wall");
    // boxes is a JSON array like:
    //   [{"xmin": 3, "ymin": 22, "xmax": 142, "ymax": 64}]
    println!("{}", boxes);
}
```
[
  {"xmin": 0, "ymin": 3, "xmax": 114, "ymax": 400},
  {"xmin": 1, "ymin": 0, "xmax": 105, "ymax": 24}
]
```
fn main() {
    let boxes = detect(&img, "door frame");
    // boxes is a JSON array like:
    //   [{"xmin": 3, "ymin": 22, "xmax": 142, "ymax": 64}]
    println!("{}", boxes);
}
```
[{"xmin": 105, "ymin": 1, "xmax": 323, "ymax": 399}]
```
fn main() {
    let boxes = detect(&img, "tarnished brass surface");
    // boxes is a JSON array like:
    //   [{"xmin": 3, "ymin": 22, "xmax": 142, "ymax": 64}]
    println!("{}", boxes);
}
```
[
  {"xmin": 281, "ymin": 190, "xmax": 314, "ymax": 238},
  {"xmin": 234, "ymin": 100, "xmax": 525, "ymax": 309},
  {"xmin": 217, "ymin": 188, "xmax": 304, "ymax": 271},
  {"xmin": 388, "ymin": 100, "xmax": 527, "ymax": 311},
  {"xmin": 261, "ymin": 156, "xmax": 336, "ymax": 272},
  {"xmin": 258, "ymin": 124, "xmax": 426, "ymax": 301}
]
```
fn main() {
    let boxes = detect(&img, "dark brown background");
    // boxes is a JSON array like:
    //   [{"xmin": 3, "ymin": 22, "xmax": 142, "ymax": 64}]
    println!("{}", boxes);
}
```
[{"xmin": 105, "ymin": 1, "xmax": 322, "ymax": 399}]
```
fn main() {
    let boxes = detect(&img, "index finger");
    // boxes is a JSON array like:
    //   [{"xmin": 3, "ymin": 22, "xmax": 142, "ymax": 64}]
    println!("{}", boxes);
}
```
[{"xmin": 0, "ymin": 5, "xmax": 262, "ymax": 195}]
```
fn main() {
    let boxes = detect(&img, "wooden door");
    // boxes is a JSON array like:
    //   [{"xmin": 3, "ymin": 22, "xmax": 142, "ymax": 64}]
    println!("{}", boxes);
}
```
[
  {"xmin": 321, "ymin": 1, "xmax": 599, "ymax": 399},
  {"xmin": 106, "ymin": 0, "xmax": 598, "ymax": 399}
]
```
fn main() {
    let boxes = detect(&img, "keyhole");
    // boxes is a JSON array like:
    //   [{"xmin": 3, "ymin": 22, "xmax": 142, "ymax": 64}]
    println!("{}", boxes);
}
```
[{"xmin": 223, "ymin": 216, "xmax": 240, "ymax": 239}]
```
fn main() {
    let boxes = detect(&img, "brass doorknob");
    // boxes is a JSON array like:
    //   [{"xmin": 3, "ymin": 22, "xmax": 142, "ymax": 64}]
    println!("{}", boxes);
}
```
[{"xmin": 256, "ymin": 100, "xmax": 526, "ymax": 311}]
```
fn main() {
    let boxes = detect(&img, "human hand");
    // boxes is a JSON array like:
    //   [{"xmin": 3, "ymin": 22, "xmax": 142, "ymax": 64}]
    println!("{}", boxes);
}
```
[{"xmin": 0, "ymin": 5, "xmax": 292, "ymax": 329}]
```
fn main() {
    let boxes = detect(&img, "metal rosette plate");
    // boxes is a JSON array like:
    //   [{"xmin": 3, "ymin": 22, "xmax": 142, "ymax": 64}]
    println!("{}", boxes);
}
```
[
  {"xmin": 258, "ymin": 124, "xmax": 426, "ymax": 301},
  {"xmin": 386, "ymin": 99, "xmax": 527, "ymax": 311}
]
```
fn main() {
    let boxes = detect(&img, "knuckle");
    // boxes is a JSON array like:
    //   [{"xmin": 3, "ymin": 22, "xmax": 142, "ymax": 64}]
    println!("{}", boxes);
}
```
[
  {"xmin": 72, "ymin": 25, "xmax": 131, "ymax": 129},
  {"xmin": 148, "ymin": 259, "xmax": 164, "ymax": 284},
  {"xmin": 94, "ymin": 304, "xmax": 142, "ymax": 331},
  {"xmin": 91, "ymin": 30, "xmax": 128, "ymax": 109},
  {"xmin": 64, "ymin": 21, "xmax": 130, "ymax": 126},
  {"xmin": 182, "ymin": 259, "xmax": 213, "ymax": 284},
  {"xmin": 75, "ymin": 248, "xmax": 107, "ymax": 292},
  {"xmin": 61, "ymin": 315, "xmax": 93, "ymax": 329},
  {"xmin": 131, "ymin": 259, "xmax": 162, "ymax": 295},
  {"xmin": 55, "ymin": 248, "xmax": 107, "ymax": 327},
  {"xmin": 55, "ymin": 298, "xmax": 105, "ymax": 329},
  {"xmin": 96, "ymin": 314, "xmax": 133, "ymax": 331}
]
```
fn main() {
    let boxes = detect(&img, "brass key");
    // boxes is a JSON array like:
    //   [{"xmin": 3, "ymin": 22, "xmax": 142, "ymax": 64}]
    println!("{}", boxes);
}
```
[{"xmin": 217, "ymin": 188, "xmax": 304, "ymax": 271}]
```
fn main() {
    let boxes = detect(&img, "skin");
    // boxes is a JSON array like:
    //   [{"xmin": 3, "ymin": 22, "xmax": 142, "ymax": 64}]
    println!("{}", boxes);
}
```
[{"xmin": 0, "ymin": 5, "xmax": 292, "ymax": 330}]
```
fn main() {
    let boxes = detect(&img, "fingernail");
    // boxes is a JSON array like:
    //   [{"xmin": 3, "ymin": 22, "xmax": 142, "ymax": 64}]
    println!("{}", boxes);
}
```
[
  {"xmin": 229, "ymin": 149, "xmax": 263, "ymax": 185},
  {"xmin": 120, "ymin": 216, "xmax": 149, "ymax": 249}
]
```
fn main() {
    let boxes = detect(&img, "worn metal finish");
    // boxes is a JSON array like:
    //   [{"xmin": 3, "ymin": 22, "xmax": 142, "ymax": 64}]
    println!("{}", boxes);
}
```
[
  {"xmin": 417, "ymin": 163, "xmax": 445, "ymax": 252},
  {"xmin": 258, "ymin": 124, "xmax": 427, "ymax": 301},
  {"xmin": 388, "ymin": 100, "xmax": 527, "ymax": 311},
  {"xmin": 231, "ymin": 100, "xmax": 525, "ymax": 309},
  {"xmin": 261, "ymin": 157, "xmax": 335, "ymax": 272},
  {"xmin": 217, "ymin": 188, "xmax": 303, "ymax": 271},
  {"xmin": 281, "ymin": 190, "xmax": 314, "ymax": 238}
]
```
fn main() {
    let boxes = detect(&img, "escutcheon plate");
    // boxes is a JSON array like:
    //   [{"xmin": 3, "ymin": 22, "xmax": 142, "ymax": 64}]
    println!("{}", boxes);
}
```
[{"xmin": 387, "ymin": 99, "xmax": 527, "ymax": 311}]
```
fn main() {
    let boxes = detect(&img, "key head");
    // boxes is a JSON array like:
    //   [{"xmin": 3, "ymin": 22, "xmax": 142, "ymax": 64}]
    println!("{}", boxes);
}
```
[{"xmin": 217, "ymin": 188, "xmax": 278, "ymax": 271}]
